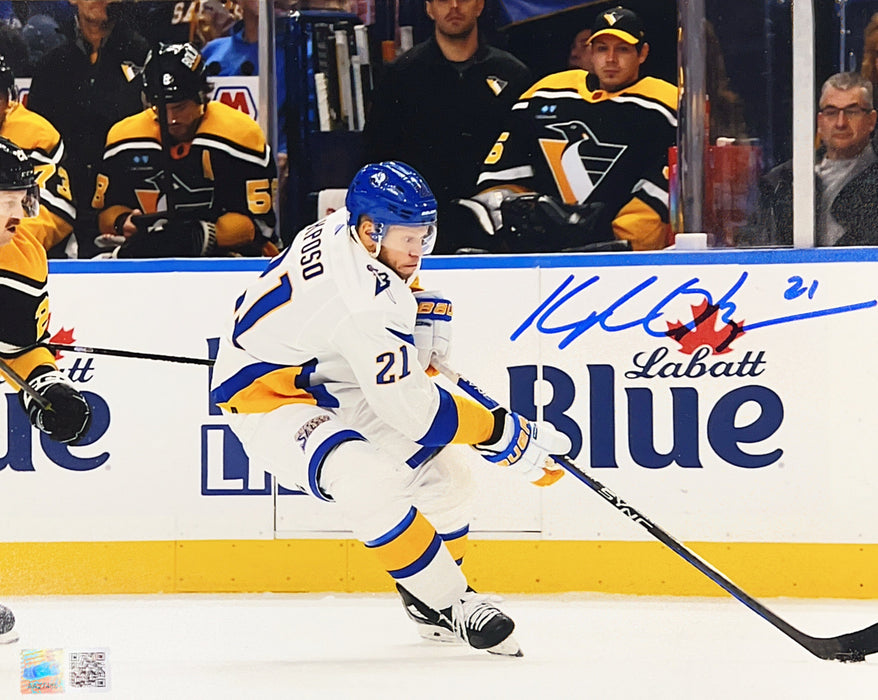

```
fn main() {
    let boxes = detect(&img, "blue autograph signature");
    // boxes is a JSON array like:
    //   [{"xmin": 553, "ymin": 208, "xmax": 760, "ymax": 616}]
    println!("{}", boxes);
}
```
[{"xmin": 511, "ymin": 271, "xmax": 877, "ymax": 349}]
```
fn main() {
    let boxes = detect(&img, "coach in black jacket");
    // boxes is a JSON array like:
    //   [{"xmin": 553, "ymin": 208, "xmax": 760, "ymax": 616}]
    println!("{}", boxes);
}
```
[
  {"xmin": 27, "ymin": 2, "xmax": 149, "ymax": 258},
  {"xmin": 363, "ymin": 0, "xmax": 532, "ymax": 254}
]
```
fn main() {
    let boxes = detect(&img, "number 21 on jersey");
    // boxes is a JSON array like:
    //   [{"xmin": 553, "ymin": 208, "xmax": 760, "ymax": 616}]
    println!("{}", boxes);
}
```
[{"xmin": 376, "ymin": 346, "xmax": 411, "ymax": 384}]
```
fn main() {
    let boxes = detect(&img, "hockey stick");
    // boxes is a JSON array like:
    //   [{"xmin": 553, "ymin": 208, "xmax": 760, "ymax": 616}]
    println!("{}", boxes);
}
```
[
  {"xmin": 47, "ymin": 343, "xmax": 214, "ymax": 367},
  {"xmin": 436, "ymin": 363, "xmax": 878, "ymax": 662},
  {"xmin": 0, "ymin": 357, "xmax": 52, "ymax": 411}
]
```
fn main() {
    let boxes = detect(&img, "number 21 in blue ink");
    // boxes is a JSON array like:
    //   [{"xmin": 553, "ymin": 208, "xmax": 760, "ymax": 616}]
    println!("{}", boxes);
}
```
[{"xmin": 784, "ymin": 276, "xmax": 818, "ymax": 300}]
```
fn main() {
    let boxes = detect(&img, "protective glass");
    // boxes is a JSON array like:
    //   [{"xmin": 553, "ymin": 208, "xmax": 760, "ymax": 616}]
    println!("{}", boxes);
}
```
[
  {"xmin": 0, "ymin": 186, "xmax": 39, "ymax": 220},
  {"xmin": 378, "ymin": 223, "xmax": 437, "ymax": 256}
]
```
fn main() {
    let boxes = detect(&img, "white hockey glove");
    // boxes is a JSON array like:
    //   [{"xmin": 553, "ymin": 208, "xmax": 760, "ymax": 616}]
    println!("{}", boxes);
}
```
[
  {"xmin": 412, "ymin": 290, "xmax": 453, "ymax": 371},
  {"xmin": 455, "ymin": 189, "xmax": 511, "ymax": 237},
  {"xmin": 476, "ymin": 408, "xmax": 571, "ymax": 486},
  {"xmin": 94, "ymin": 233, "xmax": 127, "ymax": 250}
]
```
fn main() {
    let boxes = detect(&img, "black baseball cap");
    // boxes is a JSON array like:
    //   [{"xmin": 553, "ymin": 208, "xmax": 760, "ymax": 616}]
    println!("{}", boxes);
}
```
[{"xmin": 588, "ymin": 6, "xmax": 645, "ymax": 46}]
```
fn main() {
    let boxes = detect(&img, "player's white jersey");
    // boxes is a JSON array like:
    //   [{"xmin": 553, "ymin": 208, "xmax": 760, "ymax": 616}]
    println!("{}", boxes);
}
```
[{"xmin": 210, "ymin": 208, "xmax": 492, "ymax": 450}]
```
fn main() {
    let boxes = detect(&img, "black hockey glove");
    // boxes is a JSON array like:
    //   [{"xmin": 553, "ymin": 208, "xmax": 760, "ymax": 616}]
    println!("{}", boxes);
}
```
[
  {"xmin": 19, "ymin": 366, "xmax": 92, "ymax": 445},
  {"xmin": 456, "ymin": 192, "xmax": 613, "ymax": 253},
  {"xmin": 117, "ymin": 214, "xmax": 217, "ymax": 258},
  {"xmin": 499, "ymin": 194, "xmax": 612, "ymax": 253}
]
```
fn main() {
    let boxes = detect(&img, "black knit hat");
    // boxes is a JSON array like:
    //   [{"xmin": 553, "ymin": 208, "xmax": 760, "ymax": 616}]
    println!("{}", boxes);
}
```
[{"xmin": 588, "ymin": 6, "xmax": 645, "ymax": 46}]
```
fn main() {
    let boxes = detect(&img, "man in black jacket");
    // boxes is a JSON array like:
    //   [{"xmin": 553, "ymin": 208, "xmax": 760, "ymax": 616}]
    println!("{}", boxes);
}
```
[
  {"xmin": 744, "ymin": 72, "xmax": 878, "ymax": 246},
  {"xmin": 363, "ymin": 0, "xmax": 532, "ymax": 254},
  {"xmin": 27, "ymin": 1, "xmax": 149, "ymax": 258}
]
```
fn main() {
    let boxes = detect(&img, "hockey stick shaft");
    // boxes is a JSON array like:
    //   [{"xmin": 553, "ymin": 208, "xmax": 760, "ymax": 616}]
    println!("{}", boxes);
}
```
[
  {"xmin": 47, "ymin": 344, "xmax": 214, "ymax": 367},
  {"xmin": 437, "ymin": 363, "xmax": 878, "ymax": 662},
  {"xmin": 0, "ymin": 357, "xmax": 52, "ymax": 411}
]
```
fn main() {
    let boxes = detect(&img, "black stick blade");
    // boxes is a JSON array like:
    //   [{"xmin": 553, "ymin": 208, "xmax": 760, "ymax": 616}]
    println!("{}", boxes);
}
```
[{"xmin": 806, "ymin": 622, "xmax": 878, "ymax": 662}]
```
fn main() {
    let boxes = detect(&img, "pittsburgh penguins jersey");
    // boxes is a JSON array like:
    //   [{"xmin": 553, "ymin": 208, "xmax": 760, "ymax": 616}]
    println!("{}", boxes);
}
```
[
  {"xmin": 210, "ymin": 208, "xmax": 494, "ymax": 449},
  {"xmin": 0, "ymin": 227, "xmax": 56, "ymax": 386},
  {"xmin": 477, "ymin": 70, "xmax": 678, "ymax": 250},
  {"xmin": 1, "ymin": 102, "xmax": 76, "ymax": 251},
  {"xmin": 92, "ymin": 100, "xmax": 278, "ymax": 254}
]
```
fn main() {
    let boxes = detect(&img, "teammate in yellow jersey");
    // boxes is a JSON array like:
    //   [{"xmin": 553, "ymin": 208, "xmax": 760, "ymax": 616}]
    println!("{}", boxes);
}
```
[
  {"xmin": 465, "ymin": 6, "xmax": 678, "ymax": 252},
  {"xmin": 0, "ymin": 54, "xmax": 76, "ymax": 257},
  {"xmin": 92, "ymin": 42, "xmax": 279, "ymax": 258},
  {"xmin": 0, "ymin": 135, "xmax": 93, "ymax": 645},
  {"xmin": 211, "ymin": 161, "xmax": 570, "ymax": 656}
]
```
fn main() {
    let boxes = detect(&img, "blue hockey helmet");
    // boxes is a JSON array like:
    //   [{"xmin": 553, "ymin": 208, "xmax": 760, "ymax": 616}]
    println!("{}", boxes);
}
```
[{"xmin": 345, "ymin": 161, "xmax": 438, "ymax": 255}]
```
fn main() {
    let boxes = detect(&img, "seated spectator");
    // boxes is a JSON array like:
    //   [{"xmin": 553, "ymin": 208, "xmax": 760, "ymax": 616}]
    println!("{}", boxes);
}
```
[
  {"xmin": 463, "ymin": 6, "xmax": 677, "ymax": 252},
  {"xmin": 91, "ymin": 42, "xmax": 279, "ymax": 258},
  {"xmin": 27, "ymin": 0, "xmax": 148, "ymax": 258},
  {"xmin": 0, "ymin": 53, "xmax": 76, "ymax": 257},
  {"xmin": 567, "ymin": 27, "xmax": 593, "ymax": 72},
  {"xmin": 742, "ymin": 72, "xmax": 878, "ymax": 247}
]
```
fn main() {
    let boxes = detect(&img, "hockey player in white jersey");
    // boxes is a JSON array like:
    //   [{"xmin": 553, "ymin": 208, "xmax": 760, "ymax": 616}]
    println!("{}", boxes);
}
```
[{"xmin": 210, "ymin": 161, "xmax": 571, "ymax": 656}]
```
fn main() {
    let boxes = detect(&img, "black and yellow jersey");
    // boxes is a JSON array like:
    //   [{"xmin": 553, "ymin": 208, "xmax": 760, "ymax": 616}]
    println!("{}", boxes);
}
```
[
  {"xmin": 1, "ymin": 102, "xmax": 76, "ymax": 251},
  {"xmin": 0, "ymin": 227, "xmax": 56, "ymax": 385},
  {"xmin": 92, "ymin": 100, "xmax": 278, "ymax": 255},
  {"xmin": 477, "ymin": 70, "xmax": 678, "ymax": 250}
]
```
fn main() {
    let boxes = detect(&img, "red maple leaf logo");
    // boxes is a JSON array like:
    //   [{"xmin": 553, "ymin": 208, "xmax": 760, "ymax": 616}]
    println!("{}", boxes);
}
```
[
  {"xmin": 48, "ymin": 327, "xmax": 76, "ymax": 360},
  {"xmin": 666, "ymin": 300, "xmax": 744, "ymax": 355}
]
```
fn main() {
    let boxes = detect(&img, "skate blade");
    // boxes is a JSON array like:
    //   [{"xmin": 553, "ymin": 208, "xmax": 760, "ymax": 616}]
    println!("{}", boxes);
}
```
[
  {"xmin": 417, "ymin": 627, "xmax": 462, "ymax": 645},
  {"xmin": 486, "ymin": 634, "xmax": 523, "ymax": 657}
]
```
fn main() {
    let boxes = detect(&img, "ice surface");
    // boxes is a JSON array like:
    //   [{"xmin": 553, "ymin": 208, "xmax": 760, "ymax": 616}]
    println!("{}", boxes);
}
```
[{"xmin": 0, "ymin": 593, "xmax": 876, "ymax": 699}]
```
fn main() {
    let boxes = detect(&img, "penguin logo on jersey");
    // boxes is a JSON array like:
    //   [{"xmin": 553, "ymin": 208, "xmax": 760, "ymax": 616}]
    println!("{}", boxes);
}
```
[
  {"xmin": 135, "ymin": 171, "xmax": 215, "ymax": 213},
  {"xmin": 538, "ymin": 120, "xmax": 626, "ymax": 204},
  {"xmin": 486, "ymin": 76, "xmax": 508, "ymax": 96}
]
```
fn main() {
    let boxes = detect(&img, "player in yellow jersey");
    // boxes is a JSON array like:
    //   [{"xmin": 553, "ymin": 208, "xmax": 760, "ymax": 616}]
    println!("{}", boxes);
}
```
[
  {"xmin": 0, "ymin": 55, "xmax": 76, "ymax": 257},
  {"xmin": 92, "ymin": 42, "xmax": 279, "ymax": 258},
  {"xmin": 0, "ymin": 135, "xmax": 93, "ymax": 644},
  {"xmin": 465, "ymin": 6, "xmax": 678, "ymax": 252}
]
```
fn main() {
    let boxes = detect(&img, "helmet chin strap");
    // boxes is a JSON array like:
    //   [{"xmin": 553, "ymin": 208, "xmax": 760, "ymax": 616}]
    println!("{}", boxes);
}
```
[
  {"xmin": 351, "ymin": 224, "xmax": 382, "ymax": 259},
  {"xmin": 351, "ymin": 223, "xmax": 420, "ymax": 282}
]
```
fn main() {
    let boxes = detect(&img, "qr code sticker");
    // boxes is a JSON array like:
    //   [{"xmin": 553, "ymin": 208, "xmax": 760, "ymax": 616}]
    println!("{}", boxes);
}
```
[{"xmin": 68, "ymin": 650, "xmax": 110, "ymax": 692}]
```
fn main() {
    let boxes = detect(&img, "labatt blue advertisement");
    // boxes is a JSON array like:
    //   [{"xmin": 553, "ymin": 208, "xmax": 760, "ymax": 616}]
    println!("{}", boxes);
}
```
[{"xmin": 0, "ymin": 251, "xmax": 876, "ymax": 545}]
